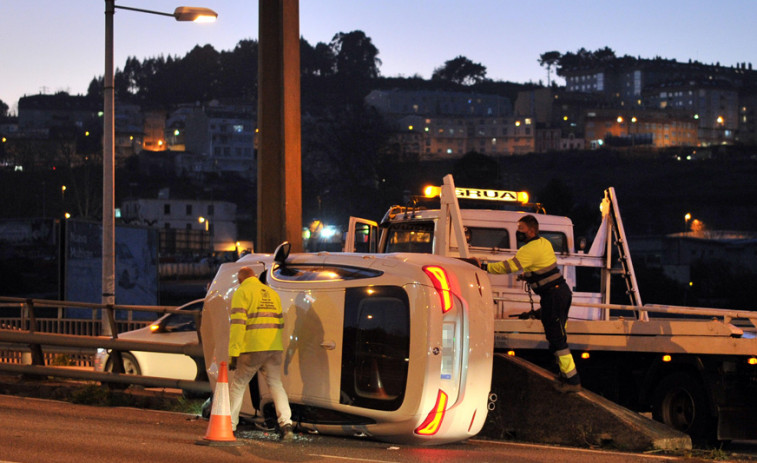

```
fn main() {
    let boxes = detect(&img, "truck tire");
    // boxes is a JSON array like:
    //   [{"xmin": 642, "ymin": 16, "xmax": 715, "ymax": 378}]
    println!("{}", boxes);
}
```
[{"xmin": 651, "ymin": 371, "xmax": 714, "ymax": 443}]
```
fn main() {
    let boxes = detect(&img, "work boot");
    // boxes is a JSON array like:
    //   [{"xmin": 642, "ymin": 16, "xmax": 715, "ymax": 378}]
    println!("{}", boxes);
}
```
[
  {"xmin": 553, "ymin": 377, "xmax": 582, "ymax": 394},
  {"xmin": 280, "ymin": 424, "xmax": 294, "ymax": 441}
]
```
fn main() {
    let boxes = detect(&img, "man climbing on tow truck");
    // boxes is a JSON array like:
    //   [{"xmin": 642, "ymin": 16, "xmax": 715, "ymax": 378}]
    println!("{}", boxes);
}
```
[{"xmin": 476, "ymin": 214, "xmax": 582, "ymax": 393}]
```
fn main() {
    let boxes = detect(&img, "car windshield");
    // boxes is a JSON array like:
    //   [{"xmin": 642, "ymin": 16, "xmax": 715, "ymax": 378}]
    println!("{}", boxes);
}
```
[{"xmin": 162, "ymin": 301, "xmax": 202, "ymax": 332}]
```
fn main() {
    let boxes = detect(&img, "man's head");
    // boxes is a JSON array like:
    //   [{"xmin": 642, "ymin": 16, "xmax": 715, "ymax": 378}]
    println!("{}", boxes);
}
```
[
  {"xmin": 517, "ymin": 215, "xmax": 539, "ymax": 240},
  {"xmin": 237, "ymin": 266, "xmax": 256, "ymax": 284}
]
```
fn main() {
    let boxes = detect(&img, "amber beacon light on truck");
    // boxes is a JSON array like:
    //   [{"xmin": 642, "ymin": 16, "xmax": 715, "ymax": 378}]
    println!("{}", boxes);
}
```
[{"xmin": 423, "ymin": 185, "xmax": 529, "ymax": 204}]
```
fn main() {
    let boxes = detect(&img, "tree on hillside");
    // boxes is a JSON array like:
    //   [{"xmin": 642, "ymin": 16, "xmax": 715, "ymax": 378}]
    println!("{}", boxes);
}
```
[
  {"xmin": 432, "ymin": 56, "xmax": 487, "ymax": 86},
  {"xmin": 556, "ymin": 47, "xmax": 619, "ymax": 76},
  {"xmin": 330, "ymin": 31, "xmax": 381, "ymax": 81},
  {"xmin": 217, "ymin": 39, "xmax": 258, "ymax": 100},
  {"xmin": 537, "ymin": 178, "xmax": 574, "ymax": 216},
  {"xmin": 593, "ymin": 46, "xmax": 617, "ymax": 62},
  {"xmin": 452, "ymin": 151, "xmax": 500, "ymax": 189},
  {"xmin": 301, "ymin": 38, "xmax": 335, "ymax": 77},
  {"xmin": 174, "ymin": 44, "xmax": 220, "ymax": 103},
  {"xmin": 302, "ymin": 104, "xmax": 397, "ymax": 222},
  {"xmin": 538, "ymin": 51, "xmax": 561, "ymax": 87}
]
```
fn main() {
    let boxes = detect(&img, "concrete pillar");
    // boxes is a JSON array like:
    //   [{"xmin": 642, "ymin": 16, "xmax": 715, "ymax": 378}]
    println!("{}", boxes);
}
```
[{"xmin": 257, "ymin": 0, "xmax": 302, "ymax": 253}]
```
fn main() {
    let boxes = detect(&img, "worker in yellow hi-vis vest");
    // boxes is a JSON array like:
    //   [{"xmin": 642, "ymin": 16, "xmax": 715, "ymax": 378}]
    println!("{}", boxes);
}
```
[
  {"xmin": 477, "ymin": 214, "xmax": 581, "ymax": 393},
  {"xmin": 228, "ymin": 266, "xmax": 294, "ymax": 440}
]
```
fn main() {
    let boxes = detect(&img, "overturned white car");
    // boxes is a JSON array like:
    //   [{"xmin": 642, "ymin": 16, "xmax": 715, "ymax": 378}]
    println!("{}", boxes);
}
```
[{"xmin": 201, "ymin": 243, "xmax": 494, "ymax": 445}]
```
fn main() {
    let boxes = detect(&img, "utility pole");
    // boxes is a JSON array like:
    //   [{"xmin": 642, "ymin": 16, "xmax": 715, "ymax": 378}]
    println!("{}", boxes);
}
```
[{"xmin": 257, "ymin": 0, "xmax": 302, "ymax": 253}]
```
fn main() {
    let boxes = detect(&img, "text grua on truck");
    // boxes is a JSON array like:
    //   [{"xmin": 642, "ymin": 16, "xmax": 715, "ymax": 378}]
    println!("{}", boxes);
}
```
[
  {"xmin": 200, "ymin": 242, "xmax": 494, "ymax": 445},
  {"xmin": 345, "ymin": 174, "xmax": 757, "ymax": 443}
]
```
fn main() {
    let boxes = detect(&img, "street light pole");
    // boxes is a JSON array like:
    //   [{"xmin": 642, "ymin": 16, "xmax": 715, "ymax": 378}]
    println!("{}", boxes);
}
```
[
  {"xmin": 101, "ymin": 0, "xmax": 217, "ymax": 335},
  {"xmin": 103, "ymin": 0, "xmax": 116, "ymax": 336}
]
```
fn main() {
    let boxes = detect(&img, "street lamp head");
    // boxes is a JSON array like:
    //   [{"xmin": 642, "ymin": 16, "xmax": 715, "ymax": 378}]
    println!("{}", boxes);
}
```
[{"xmin": 173, "ymin": 6, "xmax": 217, "ymax": 22}]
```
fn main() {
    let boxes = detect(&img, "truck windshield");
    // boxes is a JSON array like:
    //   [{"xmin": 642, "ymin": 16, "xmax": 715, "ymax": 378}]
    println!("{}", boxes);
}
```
[{"xmin": 384, "ymin": 222, "xmax": 434, "ymax": 253}]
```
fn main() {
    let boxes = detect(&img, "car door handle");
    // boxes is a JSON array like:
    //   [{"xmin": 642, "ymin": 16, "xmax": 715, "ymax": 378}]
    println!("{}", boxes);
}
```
[{"xmin": 320, "ymin": 341, "xmax": 336, "ymax": 350}]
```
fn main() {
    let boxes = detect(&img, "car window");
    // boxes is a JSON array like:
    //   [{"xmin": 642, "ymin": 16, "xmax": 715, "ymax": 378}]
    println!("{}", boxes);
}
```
[
  {"xmin": 272, "ymin": 265, "xmax": 383, "ymax": 282},
  {"xmin": 163, "ymin": 301, "xmax": 202, "ymax": 332}
]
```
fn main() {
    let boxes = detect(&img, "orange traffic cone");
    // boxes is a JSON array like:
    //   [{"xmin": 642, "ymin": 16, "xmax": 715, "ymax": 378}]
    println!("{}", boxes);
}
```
[{"xmin": 196, "ymin": 361, "xmax": 243, "ymax": 446}]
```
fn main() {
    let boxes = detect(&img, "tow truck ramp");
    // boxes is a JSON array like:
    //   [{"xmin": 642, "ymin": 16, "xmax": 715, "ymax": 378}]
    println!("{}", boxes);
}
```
[{"xmin": 482, "ymin": 353, "xmax": 692, "ymax": 451}]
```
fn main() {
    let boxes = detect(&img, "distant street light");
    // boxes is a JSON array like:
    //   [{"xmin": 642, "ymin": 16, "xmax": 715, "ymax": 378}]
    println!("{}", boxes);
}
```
[
  {"xmin": 61, "ymin": 185, "xmax": 66, "ymax": 218},
  {"xmin": 102, "ymin": 1, "xmax": 216, "ymax": 335},
  {"xmin": 684, "ymin": 212, "xmax": 692, "ymax": 232}
]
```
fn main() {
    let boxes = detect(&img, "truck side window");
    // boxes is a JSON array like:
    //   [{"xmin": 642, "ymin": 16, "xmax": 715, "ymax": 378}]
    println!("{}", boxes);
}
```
[
  {"xmin": 517, "ymin": 231, "xmax": 569, "ymax": 253},
  {"xmin": 465, "ymin": 227, "xmax": 510, "ymax": 249}
]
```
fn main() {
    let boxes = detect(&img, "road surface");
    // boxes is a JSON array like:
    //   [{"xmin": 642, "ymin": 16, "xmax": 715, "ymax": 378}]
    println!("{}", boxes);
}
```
[{"xmin": 0, "ymin": 394, "xmax": 740, "ymax": 463}]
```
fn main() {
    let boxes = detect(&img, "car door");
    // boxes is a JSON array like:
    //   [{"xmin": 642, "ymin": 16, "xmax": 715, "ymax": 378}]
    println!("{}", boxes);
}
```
[{"xmin": 343, "ymin": 217, "xmax": 378, "ymax": 253}]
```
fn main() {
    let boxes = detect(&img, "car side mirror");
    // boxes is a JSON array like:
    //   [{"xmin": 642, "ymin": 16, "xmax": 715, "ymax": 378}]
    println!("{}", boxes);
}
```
[{"xmin": 273, "ymin": 241, "xmax": 291, "ymax": 266}]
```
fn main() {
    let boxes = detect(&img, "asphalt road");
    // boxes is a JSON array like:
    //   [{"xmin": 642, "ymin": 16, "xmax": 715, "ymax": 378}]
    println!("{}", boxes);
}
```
[{"xmin": 0, "ymin": 394, "xmax": 739, "ymax": 463}]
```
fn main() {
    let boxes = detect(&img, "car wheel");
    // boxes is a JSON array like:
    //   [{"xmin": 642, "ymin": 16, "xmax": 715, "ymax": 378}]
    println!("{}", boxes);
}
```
[
  {"xmin": 105, "ymin": 352, "xmax": 142, "ymax": 375},
  {"xmin": 652, "ymin": 371, "xmax": 715, "ymax": 443}
]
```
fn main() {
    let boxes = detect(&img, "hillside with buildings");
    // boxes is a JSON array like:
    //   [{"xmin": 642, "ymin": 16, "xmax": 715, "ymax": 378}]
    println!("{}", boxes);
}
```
[{"xmin": 0, "ymin": 41, "xmax": 756, "ymax": 307}]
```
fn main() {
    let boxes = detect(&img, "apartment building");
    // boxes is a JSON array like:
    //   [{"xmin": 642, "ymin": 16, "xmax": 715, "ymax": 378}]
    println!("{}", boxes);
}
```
[
  {"xmin": 120, "ymin": 195, "xmax": 237, "ymax": 253},
  {"xmin": 176, "ymin": 101, "xmax": 256, "ymax": 179},
  {"xmin": 562, "ymin": 57, "xmax": 756, "ymax": 146},
  {"xmin": 584, "ymin": 109, "xmax": 697, "ymax": 149}
]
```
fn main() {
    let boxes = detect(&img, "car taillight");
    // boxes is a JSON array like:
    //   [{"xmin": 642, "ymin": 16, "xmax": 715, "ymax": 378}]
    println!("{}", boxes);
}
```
[
  {"xmin": 414, "ymin": 389, "xmax": 448, "ymax": 435},
  {"xmin": 423, "ymin": 265, "xmax": 452, "ymax": 313}
]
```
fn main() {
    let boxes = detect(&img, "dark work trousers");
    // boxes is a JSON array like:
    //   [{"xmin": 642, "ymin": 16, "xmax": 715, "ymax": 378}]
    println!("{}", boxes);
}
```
[{"xmin": 537, "ymin": 282, "xmax": 572, "ymax": 353}]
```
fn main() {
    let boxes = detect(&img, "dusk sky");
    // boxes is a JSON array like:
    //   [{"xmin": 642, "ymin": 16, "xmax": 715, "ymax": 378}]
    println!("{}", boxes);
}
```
[{"xmin": 2, "ymin": 1, "xmax": 756, "ymax": 113}]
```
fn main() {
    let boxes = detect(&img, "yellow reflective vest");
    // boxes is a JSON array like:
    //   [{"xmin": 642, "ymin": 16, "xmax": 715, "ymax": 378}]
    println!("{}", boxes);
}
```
[
  {"xmin": 486, "ymin": 236, "xmax": 563, "ymax": 293},
  {"xmin": 229, "ymin": 276, "xmax": 284, "ymax": 357}
]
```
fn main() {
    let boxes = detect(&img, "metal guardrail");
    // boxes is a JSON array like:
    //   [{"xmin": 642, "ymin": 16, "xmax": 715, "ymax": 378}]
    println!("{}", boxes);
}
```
[
  {"xmin": 0, "ymin": 296, "xmax": 210, "ymax": 393},
  {"xmin": 494, "ymin": 296, "xmax": 757, "ymax": 326},
  {"xmin": 0, "ymin": 363, "xmax": 210, "ymax": 393}
]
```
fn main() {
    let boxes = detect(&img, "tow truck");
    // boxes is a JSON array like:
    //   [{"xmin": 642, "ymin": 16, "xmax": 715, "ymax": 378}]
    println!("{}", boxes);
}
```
[{"xmin": 345, "ymin": 174, "xmax": 757, "ymax": 442}]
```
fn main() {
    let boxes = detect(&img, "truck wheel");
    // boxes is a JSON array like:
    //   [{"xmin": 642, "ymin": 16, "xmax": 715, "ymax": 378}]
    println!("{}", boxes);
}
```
[{"xmin": 652, "ymin": 371, "xmax": 714, "ymax": 443}]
